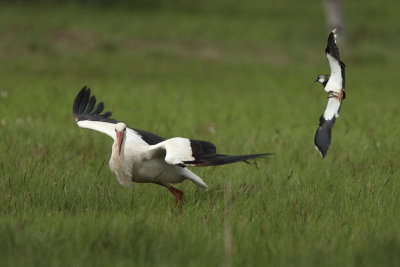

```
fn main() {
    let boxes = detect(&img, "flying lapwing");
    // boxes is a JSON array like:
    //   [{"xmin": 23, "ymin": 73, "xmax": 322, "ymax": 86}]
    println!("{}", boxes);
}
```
[{"xmin": 314, "ymin": 29, "xmax": 346, "ymax": 158}]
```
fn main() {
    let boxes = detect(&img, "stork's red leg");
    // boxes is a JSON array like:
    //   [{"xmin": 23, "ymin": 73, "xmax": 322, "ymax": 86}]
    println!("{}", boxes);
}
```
[
  {"xmin": 155, "ymin": 183, "xmax": 184, "ymax": 206},
  {"xmin": 167, "ymin": 185, "xmax": 184, "ymax": 206}
]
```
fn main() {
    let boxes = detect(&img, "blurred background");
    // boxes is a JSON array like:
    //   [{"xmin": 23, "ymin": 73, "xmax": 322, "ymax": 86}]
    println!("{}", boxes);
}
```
[
  {"xmin": 0, "ymin": 0, "xmax": 399, "ymax": 266},
  {"xmin": 0, "ymin": 0, "xmax": 398, "ymax": 131},
  {"xmin": 0, "ymin": 0, "xmax": 399, "ymax": 130}
]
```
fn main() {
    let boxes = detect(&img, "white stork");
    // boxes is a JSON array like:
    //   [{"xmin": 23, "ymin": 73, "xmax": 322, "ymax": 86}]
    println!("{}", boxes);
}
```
[
  {"xmin": 314, "ymin": 29, "xmax": 346, "ymax": 158},
  {"xmin": 73, "ymin": 87, "xmax": 271, "ymax": 203}
]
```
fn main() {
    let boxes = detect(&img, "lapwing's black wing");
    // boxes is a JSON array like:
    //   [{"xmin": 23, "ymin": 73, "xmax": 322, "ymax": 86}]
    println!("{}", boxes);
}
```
[
  {"xmin": 325, "ymin": 30, "xmax": 340, "ymax": 62},
  {"xmin": 340, "ymin": 61, "xmax": 346, "ymax": 99},
  {"xmin": 73, "ymin": 86, "xmax": 164, "ymax": 145}
]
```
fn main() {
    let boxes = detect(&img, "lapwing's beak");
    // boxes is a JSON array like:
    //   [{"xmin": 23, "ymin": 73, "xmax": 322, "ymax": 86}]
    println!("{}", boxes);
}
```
[{"xmin": 315, "ymin": 79, "xmax": 319, "ymax": 82}]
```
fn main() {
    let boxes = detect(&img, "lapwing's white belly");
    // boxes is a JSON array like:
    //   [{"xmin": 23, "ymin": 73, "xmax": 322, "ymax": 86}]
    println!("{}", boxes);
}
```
[{"xmin": 325, "ymin": 77, "xmax": 342, "ymax": 94}]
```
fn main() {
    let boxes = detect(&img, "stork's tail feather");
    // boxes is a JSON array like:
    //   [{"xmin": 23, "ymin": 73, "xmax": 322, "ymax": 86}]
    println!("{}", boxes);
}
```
[
  {"xmin": 182, "ymin": 168, "xmax": 209, "ymax": 190},
  {"xmin": 314, "ymin": 115, "xmax": 336, "ymax": 158}
]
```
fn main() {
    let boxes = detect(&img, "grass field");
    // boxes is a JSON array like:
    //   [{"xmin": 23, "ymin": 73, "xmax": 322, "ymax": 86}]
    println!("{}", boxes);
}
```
[{"xmin": 0, "ymin": 1, "xmax": 399, "ymax": 266}]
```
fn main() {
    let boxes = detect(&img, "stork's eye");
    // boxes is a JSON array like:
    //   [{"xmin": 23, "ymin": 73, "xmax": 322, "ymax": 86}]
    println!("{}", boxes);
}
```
[
  {"xmin": 115, "ymin": 129, "xmax": 117, "ymax": 132},
  {"xmin": 123, "ymin": 128, "xmax": 126, "ymax": 132}
]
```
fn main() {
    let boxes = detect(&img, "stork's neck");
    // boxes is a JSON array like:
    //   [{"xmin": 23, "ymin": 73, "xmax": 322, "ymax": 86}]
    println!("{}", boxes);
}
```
[
  {"xmin": 109, "ymin": 136, "xmax": 133, "ymax": 188},
  {"xmin": 112, "ymin": 137, "xmax": 126, "ymax": 159}
]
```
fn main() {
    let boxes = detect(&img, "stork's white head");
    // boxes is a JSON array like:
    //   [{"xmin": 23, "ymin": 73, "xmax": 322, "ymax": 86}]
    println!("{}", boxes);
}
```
[{"xmin": 115, "ymin": 122, "xmax": 127, "ymax": 156}]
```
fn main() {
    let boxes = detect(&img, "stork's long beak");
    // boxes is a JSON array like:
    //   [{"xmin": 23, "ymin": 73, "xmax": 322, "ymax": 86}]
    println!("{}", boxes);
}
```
[{"xmin": 117, "ymin": 131, "xmax": 124, "ymax": 156}]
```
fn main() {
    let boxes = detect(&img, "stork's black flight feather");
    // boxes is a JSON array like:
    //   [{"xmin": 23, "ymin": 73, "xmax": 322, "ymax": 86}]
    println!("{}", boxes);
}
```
[
  {"xmin": 184, "ymin": 139, "xmax": 272, "ymax": 166},
  {"xmin": 184, "ymin": 152, "xmax": 272, "ymax": 166},
  {"xmin": 73, "ymin": 86, "xmax": 164, "ymax": 145},
  {"xmin": 73, "ymin": 86, "xmax": 117, "ymax": 123}
]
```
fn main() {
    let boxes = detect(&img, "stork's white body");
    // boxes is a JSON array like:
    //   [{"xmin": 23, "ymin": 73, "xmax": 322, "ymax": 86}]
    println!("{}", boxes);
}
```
[
  {"xmin": 78, "ymin": 120, "xmax": 208, "ymax": 189},
  {"xmin": 109, "ymin": 139, "xmax": 205, "ymax": 189}
]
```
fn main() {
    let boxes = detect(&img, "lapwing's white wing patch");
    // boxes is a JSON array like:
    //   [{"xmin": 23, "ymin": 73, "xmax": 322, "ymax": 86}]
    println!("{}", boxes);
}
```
[
  {"xmin": 325, "ymin": 53, "xmax": 343, "ymax": 94},
  {"xmin": 323, "ymin": 97, "xmax": 341, "ymax": 120},
  {"xmin": 324, "ymin": 30, "xmax": 344, "ymax": 94}
]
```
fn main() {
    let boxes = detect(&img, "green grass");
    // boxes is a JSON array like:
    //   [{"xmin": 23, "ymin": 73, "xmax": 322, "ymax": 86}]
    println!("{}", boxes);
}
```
[{"xmin": 0, "ymin": 1, "xmax": 399, "ymax": 266}]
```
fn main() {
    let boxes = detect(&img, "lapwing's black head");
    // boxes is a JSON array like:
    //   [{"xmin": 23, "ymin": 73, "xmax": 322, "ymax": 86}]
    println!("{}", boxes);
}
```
[{"xmin": 315, "ymin": 74, "xmax": 329, "ymax": 87}]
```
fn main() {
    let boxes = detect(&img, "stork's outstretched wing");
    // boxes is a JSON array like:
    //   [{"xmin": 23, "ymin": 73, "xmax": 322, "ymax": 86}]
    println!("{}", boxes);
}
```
[
  {"xmin": 73, "ymin": 86, "xmax": 164, "ymax": 144},
  {"xmin": 143, "ymin": 137, "xmax": 272, "ymax": 166}
]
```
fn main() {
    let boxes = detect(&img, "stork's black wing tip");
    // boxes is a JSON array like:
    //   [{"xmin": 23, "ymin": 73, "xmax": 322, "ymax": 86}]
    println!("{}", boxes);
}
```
[
  {"xmin": 183, "ymin": 152, "xmax": 273, "ymax": 167},
  {"xmin": 184, "ymin": 139, "xmax": 273, "ymax": 166},
  {"xmin": 72, "ymin": 86, "xmax": 118, "ymax": 124}
]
